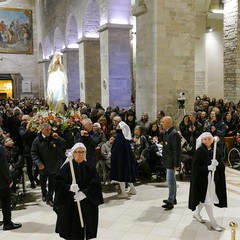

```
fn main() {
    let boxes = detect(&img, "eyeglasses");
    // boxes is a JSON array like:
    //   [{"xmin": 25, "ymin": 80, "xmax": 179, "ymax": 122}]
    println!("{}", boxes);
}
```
[{"xmin": 74, "ymin": 150, "xmax": 86, "ymax": 154}]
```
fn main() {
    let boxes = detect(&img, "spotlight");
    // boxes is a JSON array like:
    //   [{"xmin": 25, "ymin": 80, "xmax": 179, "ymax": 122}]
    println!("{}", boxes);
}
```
[{"xmin": 206, "ymin": 26, "xmax": 213, "ymax": 33}]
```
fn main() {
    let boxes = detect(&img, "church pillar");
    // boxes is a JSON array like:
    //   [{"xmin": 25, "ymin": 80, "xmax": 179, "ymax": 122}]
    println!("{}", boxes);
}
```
[
  {"xmin": 98, "ymin": 23, "xmax": 132, "ymax": 109},
  {"xmin": 38, "ymin": 61, "xmax": 45, "ymax": 98},
  {"xmin": 78, "ymin": 37, "xmax": 101, "ymax": 106},
  {"xmin": 133, "ymin": 0, "xmax": 195, "ymax": 121},
  {"xmin": 61, "ymin": 48, "xmax": 80, "ymax": 103},
  {"xmin": 41, "ymin": 59, "xmax": 50, "ymax": 100},
  {"xmin": 224, "ymin": 0, "xmax": 240, "ymax": 101}
]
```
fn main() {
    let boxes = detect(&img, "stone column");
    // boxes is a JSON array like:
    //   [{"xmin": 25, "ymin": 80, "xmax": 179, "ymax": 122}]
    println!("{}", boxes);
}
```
[
  {"xmin": 61, "ymin": 48, "xmax": 80, "ymax": 103},
  {"xmin": 133, "ymin": 0, "xmax": 195, "ymax": 121},
  {"xmin": 98, "ymin": 23, "xmax": 132, "ymax": 109},
  {"xmin": 41, "ymin": 59, "xmax": 50, "ymax": 100},
  {"xmin": 37, "ymin": 61, "xmax": 45, "ymax": 98},
  {"xmin": 224, "ymin": 0, "xmax": 239, "ymax": 101},
  {"xmin": 78, "ymin": 37, "xmax": 101, "ymax": 106}
]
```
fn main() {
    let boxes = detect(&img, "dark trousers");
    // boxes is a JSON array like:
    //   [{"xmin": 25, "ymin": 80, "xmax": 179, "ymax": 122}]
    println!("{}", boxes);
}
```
[
  {"xmin": 40, "ymin": 173, "xmax": 55, "ymax": 201},
  {"xmin": 24, "ymin": 156, "xmax": 39, "ymax": 182},
  {"xmin": 0, "ymin": 188, "xmax": 11, "ymax": 224}
]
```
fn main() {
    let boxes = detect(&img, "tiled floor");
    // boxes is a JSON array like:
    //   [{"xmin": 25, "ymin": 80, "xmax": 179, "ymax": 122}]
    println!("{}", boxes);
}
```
[{"xmin": 0, "ymin": 167, "xmax": 239, "ymax": 240}]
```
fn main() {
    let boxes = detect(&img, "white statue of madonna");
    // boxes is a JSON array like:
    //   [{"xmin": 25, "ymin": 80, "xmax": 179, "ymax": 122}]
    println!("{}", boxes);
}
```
[{"xmin": 47, "ymin": 53, "xmax": 68, "ymax": 113}]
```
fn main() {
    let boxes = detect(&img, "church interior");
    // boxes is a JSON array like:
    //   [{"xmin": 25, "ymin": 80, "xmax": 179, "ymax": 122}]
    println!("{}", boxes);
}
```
[{"xmin": 0, "ymin": 0, "xmax": 240, "ymax": 239}]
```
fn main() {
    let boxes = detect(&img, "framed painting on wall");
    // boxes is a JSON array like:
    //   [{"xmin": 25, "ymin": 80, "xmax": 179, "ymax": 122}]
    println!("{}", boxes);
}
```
[{"xmin": 0, "ymin": 7, "xmax": 33, "ymax": 54}]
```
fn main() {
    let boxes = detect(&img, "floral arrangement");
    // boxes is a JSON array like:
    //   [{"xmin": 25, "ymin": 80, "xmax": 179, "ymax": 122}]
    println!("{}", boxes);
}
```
[{"xmin": 28, "ymin": 109, "xmax": 82, "ymax": 134}]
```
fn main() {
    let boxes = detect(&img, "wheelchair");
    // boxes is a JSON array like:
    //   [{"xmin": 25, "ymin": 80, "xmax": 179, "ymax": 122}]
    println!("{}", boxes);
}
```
[
  {"xmin": 95, "ymin": 147, "xmax": 110, "ymax": 184},
  {"xmin": 228, "ymin": 147, "xmax": 240, "ymax": 168},
  {"xmin": 226, "ymin": 136, "xmax": 240, "ymax": 169}
]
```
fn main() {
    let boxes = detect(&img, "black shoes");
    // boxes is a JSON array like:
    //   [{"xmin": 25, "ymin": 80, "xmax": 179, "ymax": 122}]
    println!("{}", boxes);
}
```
[
  {"xmin": 46, "ymin": 200, "xmax": 54, "ymax": 207},
  {"xmin": 3, "ymin": 222, "xmax": 22, "ymax": 231},
  {"xmin": 163, "ymin": 198, "xmax": 177, "ymax": 205},
  {"xmin": 34, "ymin": 178, "xmax": 40, "ymax": 185},
  {"xmin": 30, "ymin": 182, "xmax": 36, "ymax": 189},
  {"xmin": 42, "ymin": 196, "xmax": 46, "ymax": 202},
  {"xmin": 162, "ymin": 203, "xmax": 174, "ymax": 210}
]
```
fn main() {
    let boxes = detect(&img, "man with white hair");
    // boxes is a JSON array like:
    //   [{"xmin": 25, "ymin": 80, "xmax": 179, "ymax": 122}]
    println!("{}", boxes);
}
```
[
  {"xmin": 74, "ymin": 118, "xmax": 99, "ymax": 165},
  {"xmin": 31, "ymin": 123, "xmax": 66, "ymax": 206},
  {"xmin": 161, "ymin": 116, "xmax": 181, "ymax": 210}
]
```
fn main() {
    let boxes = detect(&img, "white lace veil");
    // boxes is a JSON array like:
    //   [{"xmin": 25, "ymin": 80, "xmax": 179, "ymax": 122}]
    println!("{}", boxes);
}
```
[
  {"xmin": 119, "ymin": 121, "xmax": 132, "ymax": 140},
  {"xmin": 196, "ymin": 132, "xmax": 213, "ymax": 150}
]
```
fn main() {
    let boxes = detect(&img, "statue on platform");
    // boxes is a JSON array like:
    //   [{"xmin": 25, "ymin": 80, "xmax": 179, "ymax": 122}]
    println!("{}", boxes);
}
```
[{"xmin": 47, "ymin": 53, "xmax": 68, "ymax": 113}]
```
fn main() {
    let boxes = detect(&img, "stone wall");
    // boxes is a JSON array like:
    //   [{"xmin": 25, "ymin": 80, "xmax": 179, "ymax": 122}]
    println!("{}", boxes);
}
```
[{"xmin": 224, "ymin": 0, "xmax": 238, "ymax": 101}]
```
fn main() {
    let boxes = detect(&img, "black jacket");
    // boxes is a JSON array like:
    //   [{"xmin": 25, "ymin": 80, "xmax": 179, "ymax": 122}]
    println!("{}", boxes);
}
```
[
  {"xmin": 74, "ymin": 130, "xmax": 99, "ymax": 165},
  {"xmin": 31, "ymin": 132, "xmax": 66, "ymax": 175},
  {"xmin": 19, "ymin": 123, "xmax": 37, "ymax": 156},
  {"xmin": 54, "ymin": 160, "xmax": 103, "ymax": 240},
  {"xmin": 0, "ymin": 144, "xmax": 12, "ymax": 189},
  {"xmin": 162, "ymin": 127, "xmax": 181, "ymax": 169},
  {"xmin": 188, "ymin": 144, "xmax": 227, "ymax": 211}
]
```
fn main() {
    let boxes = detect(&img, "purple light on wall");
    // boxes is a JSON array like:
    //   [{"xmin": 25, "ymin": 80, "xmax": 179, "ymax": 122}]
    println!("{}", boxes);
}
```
[{"xmin": 108, "ymin": 0, "xmax": 131, "ymax": 25}]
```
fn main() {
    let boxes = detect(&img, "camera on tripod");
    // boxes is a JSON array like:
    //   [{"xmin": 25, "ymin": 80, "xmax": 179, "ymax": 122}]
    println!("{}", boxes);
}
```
[{"xmin": 178, "ymin": 92, "xmax": 185, "ymax": 109}]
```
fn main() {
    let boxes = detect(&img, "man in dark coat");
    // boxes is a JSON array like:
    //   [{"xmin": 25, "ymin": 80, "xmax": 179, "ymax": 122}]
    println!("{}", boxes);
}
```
[
  {"xmin": 188, "ymin": 132, "xmax": 227, "ymax": 232},
  {"xmin": 161, "ymin": 116, "xmax": 181, "ymax": 210},
  {"xmin": 0, "ymin": 142, "xmax": 22, "ymax": 230},
  {"xmin": 74, "ymin": 118, "xmax": 99, "ymax": 165},
  {"xmin": 19, "ymin": 115, "xmax": 39, "ymax": 189},
  {"xmin": 31, "ymin": 122, "xmax": 66, "ymax": 206},
  {"xmin": 54, "ymin": 143, "xmax": 103, "ymax": 240}
]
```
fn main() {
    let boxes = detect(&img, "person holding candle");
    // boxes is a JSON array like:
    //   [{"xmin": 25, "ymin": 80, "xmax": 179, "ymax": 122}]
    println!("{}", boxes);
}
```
[{"xmin": 188, "ymin": 132, "xmax": 227, "ymax": 232}]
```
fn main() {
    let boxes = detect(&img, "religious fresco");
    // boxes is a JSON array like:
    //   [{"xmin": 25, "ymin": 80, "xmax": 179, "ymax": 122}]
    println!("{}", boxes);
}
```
[{"xmin": 0, "ymin": 7, "xmax": 33, "ymax": 54}]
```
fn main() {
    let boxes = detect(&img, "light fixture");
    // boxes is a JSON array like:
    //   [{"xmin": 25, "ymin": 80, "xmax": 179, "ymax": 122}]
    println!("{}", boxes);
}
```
[{"xmin": 206, "ymin": 26, "xmax": 213, "ymax": 33}]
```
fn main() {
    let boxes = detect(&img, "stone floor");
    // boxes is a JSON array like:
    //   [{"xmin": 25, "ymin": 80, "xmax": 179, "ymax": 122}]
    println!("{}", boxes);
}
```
[{"xmin": 0, "ymin": 166, "xmax": 239, "ymax": 240}]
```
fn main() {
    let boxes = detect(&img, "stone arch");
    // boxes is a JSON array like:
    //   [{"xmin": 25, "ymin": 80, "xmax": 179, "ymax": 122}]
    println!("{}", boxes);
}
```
[
  {"xmin": 53, "ymin": 27, "xmax": 64, "ymax": 53},
  {"xmin": 66, "ymin": 14, "xmax": 78, "ymax": 48},
  {"xmin": 43, "ymin": 36, "xmax": 52, "ymax": 59},
  {"xmin": 83, "ymin": 0, "xmax": 100, "ymax": 38}
]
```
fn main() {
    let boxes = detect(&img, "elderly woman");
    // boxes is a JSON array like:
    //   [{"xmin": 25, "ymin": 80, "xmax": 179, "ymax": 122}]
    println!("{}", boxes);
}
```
[
  {"xmin": 188, "ymin": 132, "xmax": 227, "ymax": 232},
  {"xmin": 110, "ymin": 120, "xmax": 137, "ymax": 198},
  {"xmin": 54, "ymin": 143, "xmax": 104, "ymax": 240}
]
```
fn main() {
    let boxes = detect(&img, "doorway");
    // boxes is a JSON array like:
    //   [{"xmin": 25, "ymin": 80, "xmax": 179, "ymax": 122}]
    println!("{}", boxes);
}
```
[{"xmin": 0, "ymin": 76, "xmax": 13, "ymax": 99}]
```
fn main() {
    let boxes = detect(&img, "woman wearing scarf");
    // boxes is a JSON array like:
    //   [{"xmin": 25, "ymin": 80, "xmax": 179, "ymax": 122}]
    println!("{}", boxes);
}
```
[
  {"xmin": 110, "ymin": 120, "xmax": 137, "ymax": 198},
  {"xmin": 188, "ymin": 132, "xmax": 227, "ymax": 232},
  {"xmin": 54, "ymin": 143, "xmax": 103, "ymax": 240}
]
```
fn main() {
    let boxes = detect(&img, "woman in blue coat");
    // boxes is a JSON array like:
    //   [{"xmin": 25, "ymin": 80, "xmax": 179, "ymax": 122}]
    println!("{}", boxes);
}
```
[{"xmin": 110, "ymin": 120, "xmax": 137, "ymax": 198}]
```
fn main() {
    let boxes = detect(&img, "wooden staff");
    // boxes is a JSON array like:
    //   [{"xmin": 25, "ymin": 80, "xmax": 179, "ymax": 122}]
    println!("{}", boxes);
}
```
[
  {"xmin": 211, "ymin": 136, "xmax": 219, "ymax": 199},
  {"xmin": 68, "ymin": 154, "xmax": 84, "ymax": 228}
]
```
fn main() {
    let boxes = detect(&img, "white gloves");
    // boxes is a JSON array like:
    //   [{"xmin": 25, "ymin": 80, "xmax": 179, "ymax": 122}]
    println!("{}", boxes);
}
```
[
  {"xmin": 208, "ymin": 164, "xmax": 216, "ymax": 172},
  {"xmin": 211, "ymin": 159, "xmax": 219, "ymax": 166},
  {"xmin": 69, "ymin": 184, "xmax": 79, "ymax": 193},
  {"xmin": 208, "ymin": 159, "xmax": 219, "ymax": 172},
  {"xmin": 74, "ymin": 191, "xmax": 86, "ymax": 202}
]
